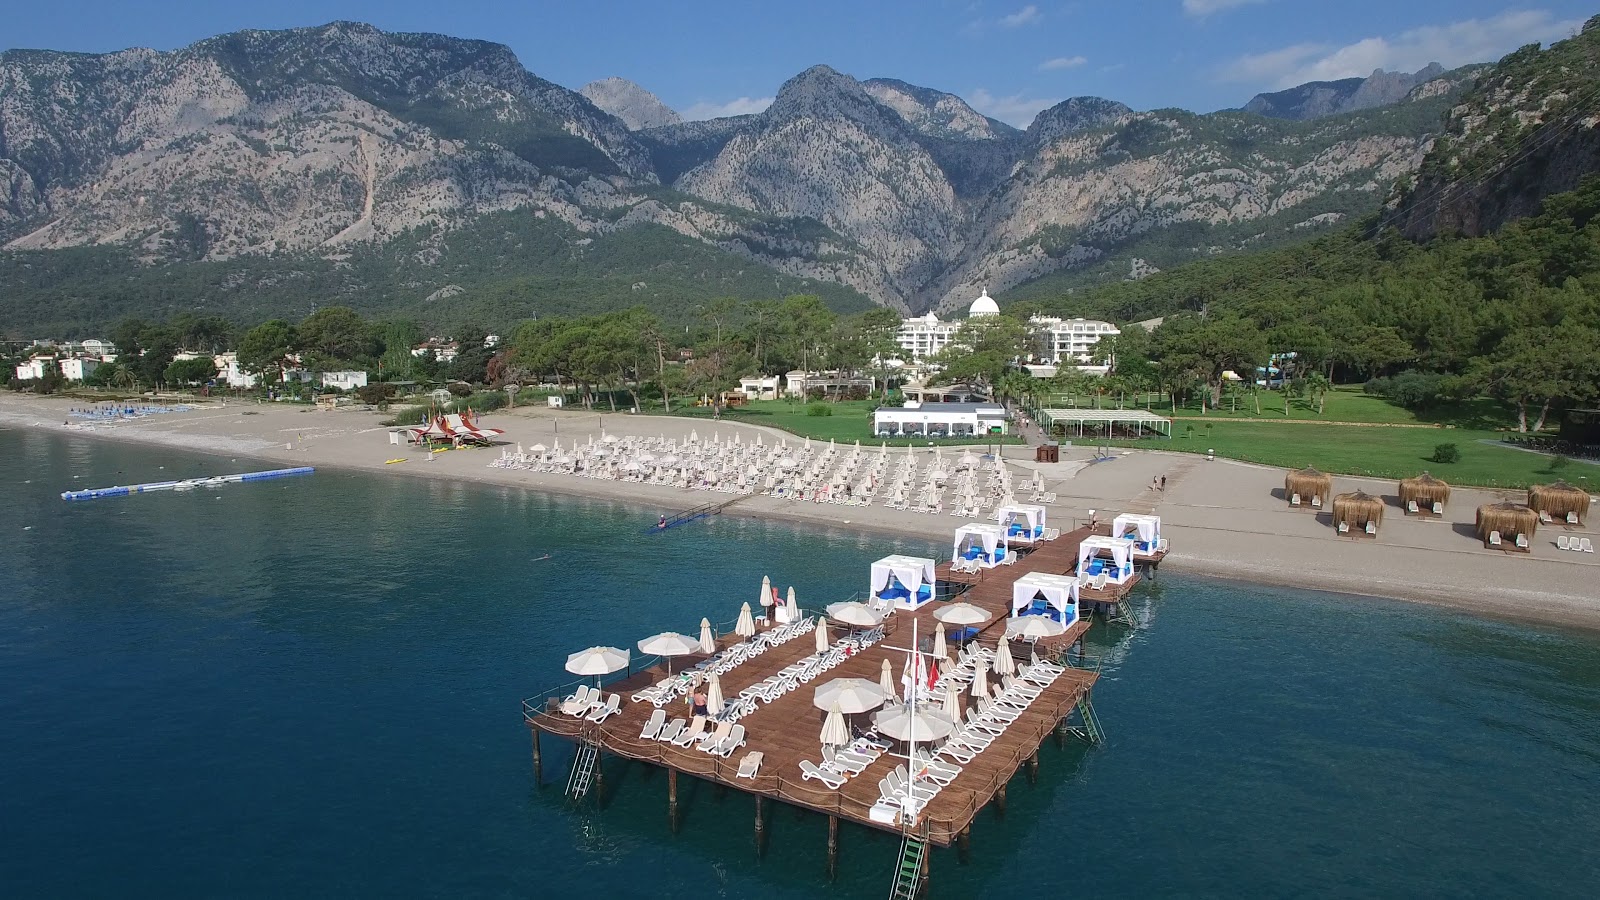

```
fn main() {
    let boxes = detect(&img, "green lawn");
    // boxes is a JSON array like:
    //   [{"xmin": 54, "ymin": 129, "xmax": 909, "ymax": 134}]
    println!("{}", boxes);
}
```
[
  {"xmin": 1044, "ymin": 386, "xmax": 1514, "ymax": 429},
  {"xmin": 1105, "ymin": 421, "xmax": 1585, "ymax": 489},
  {"xmin": 652, "ymin": 399, "xmax": 1023, "ymax": 447}
]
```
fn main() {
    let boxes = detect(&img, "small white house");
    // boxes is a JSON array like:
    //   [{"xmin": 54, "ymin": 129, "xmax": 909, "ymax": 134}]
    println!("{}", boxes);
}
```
[
  {"xmin": 547, "ymin": 395, "xmax": 565, "ymax": 408},
  {"xmin": 213, "ymin": 353, "xmax": 260, "ymax": 389},
  {"xmin": 59, "ymin": 357, "xmax": 101, "ymax": 382},
  {"xmin": 15, "ymin": 358, "xmax": 51, "ymax": 381},
  {"xmin": 320, "ymin": 370, "xmax": 368, "ymax": 390},
  {"xmin": 873, "ymin": 401, "xmax": 1007, "ymax": 438},
  {"xmin": 738, "ymin": 375, "xmax": 781, "ymax": 400}
]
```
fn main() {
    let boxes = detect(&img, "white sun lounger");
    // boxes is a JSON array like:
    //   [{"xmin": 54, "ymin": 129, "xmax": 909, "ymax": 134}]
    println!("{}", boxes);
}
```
[
  {"xmin": 736, "ymin": 750, "xmax": 764, "ymax": 778},
  {"xmin": 639, "ymin": 708, "xmax": 666, "ymax": 740}
]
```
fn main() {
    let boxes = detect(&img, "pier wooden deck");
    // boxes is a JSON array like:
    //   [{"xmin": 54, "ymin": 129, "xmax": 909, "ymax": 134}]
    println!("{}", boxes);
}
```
[{"xmin": 528, "ymin": 528, "xmax": 1120, "ymax": 847}]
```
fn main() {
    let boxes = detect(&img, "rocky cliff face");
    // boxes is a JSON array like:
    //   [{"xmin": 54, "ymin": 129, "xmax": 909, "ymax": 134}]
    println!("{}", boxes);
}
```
[
  {"xmin": 0, "ymin": 21, "xmax": 1489, "ymax": 320},
  {"xmin": 579, "ymin": 76, "xmax": 682, "ymax": 130},
  {"xmin": 1244, "ymin": 63, "xmax": 1467, "ymax": 121},
  {"xmin": 1394, "ymin": 18, "xmax": 1600, "ymax": 241}
]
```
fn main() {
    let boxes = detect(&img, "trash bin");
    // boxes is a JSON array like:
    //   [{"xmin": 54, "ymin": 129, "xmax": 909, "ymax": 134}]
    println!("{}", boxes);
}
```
[{"xmin": 1035, "ymin": 442, "xmax": 1059, "ymax": 463}]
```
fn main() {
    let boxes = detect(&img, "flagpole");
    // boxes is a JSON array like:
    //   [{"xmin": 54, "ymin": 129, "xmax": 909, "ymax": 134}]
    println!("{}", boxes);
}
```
[{"xmin": 907, "ymin": 616, "xmax": 918, "ymax": 819}]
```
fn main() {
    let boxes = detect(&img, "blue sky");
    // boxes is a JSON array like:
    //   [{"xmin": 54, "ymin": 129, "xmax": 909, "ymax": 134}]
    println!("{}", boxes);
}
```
[{"xmin": 4, "ymin": 1, "xmax": 1592, "ymax": 125}]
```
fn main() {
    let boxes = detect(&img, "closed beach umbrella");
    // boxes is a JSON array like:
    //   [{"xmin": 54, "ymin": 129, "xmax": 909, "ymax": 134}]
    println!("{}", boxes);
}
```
[
  {"xmin": 994, "ymin": 637, "xmax": 1017, "ymax": 676},
  {"xmin": 970, "ymin": 659, "xmax": 989, "ymax": 699},
  {"xmin": 944, "ymin": 680, "xmax": 964, "ymax": 718},
  {"xmin": 815, "ymin": 618, "xmax": 830, "ymax": 653},
  {"xmin": 873, "ymin": 702, "xmax": 955, "ymax": 742},
  {"xmin": 636, "ymin": 632, "xmax": 699, "ymax": 676},
  {"xmin": 933, "ymin": 626, "xmax": 947, "ymax": 661},
  {"xmin": 786, "ymin": 587, "xmax": 799, "ymax": 622},
  {"xmin": 820, "ymin": 704, "xmax": 850, "ymax": 747},
  {"xmin": 933, "ymin": 602, "xmax": 992, "ymax": 626},
  {"xmin": 880, "ymin": 659, "xmax": 895, "ymax": 698},
  {"xmin": 813, "ymin": 677, "xmax": 888, "ymax": 714},
  {"xmin": 759, "ymin": 575, "xmax": 773, "ymax": 610},
  {"xmin": 735, "ymin": 602, "xmax": 756, "ymax": 638},
  {"xmin": 566, "ymin": 646, "xmax": 630, "ymax": 687},
  {"xmin": 698, "ymin": 617, "xmax": 716, "ymax": 654},
  {"xmin": 1006, "ymin": 617, "xmax": 1066, "ymax": 640},
  {"xmin": 707, "ymin": 671, "xmax": 724, "ymax": 716}
]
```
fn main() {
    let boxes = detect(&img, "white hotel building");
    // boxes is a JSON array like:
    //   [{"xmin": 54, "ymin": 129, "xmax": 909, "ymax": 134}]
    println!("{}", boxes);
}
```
[{"xmin": 895, "ymin": 290, "xmax": 1120, "ymax": 369}]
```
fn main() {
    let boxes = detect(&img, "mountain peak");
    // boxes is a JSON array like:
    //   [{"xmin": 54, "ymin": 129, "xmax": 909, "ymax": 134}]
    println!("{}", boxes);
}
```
[
  {"xmin": 1244, "ymin": 63, "xmax": 1458, "ymax": 121},
  {"xmin": 764, "ymin": 64, "xmax": 899, "ymax": 127},
  {"xmin": 580, "ymin": 77, "xmax": 681, "ymax": 130},
  {"xmin": 1027, "ymin": 97, "xmax": 1132, "ymax": 142},
  {"xmin": 861, "ymin": 78, "xmax": 1018, "ymax": 141}
]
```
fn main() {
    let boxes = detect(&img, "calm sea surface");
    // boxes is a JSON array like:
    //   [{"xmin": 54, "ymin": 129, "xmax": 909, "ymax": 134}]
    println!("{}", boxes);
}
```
[{"xmin": 3, "ymin": 428, "xmax": 1599, "ymax": 898}]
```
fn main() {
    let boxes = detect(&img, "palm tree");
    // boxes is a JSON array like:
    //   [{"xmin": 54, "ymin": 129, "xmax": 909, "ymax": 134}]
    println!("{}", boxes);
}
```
[
  {"xmin": 1305, "ymin": 373, "xmax": 1332, "ymax": 415},
  {"xmin": 1282, "ymin": 379, "xmax": 1301, "ymax": 416}
]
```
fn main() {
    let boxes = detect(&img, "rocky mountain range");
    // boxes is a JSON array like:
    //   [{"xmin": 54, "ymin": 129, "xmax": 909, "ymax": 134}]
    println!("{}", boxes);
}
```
[
  {"xmin": 1242, "ymin": 63, "xmax": 1475, "ymax": 121},
  {"xmin": 0, "ymin": 20, "xmax": 1505, "ymax": 329}
]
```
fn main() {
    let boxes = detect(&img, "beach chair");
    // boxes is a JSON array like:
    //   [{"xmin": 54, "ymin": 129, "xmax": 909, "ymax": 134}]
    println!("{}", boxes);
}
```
[
  {"xmin": 1540, "ymin": 510, "xmax": 1554, "ymax": 525},
  {"xmin": 1093, "ymin": 572, "xmax": 1109, "ymax": 592},
  {"xmin": 1407, "ymin": 500, "xmax": 1419, "ymax": 514},
  {"xmin": 1311, "ymin": 495, "xmax": 1323, "ymax": 508},
  {"xmin": 799, "ymin": 760, "xmax": 846, "ymax": 789},
  {"xmin": 1568, "ymin": 512, "xmax": 1581, "ymax": 525},
  {"xmin": 1488, "ymin": 530, "xmax": 1502, "ymax": 547},
  {"xmin": 1582, "ymin": 538, "xmax": 1595, "ymax": 553},
  {"xmin": 1365, "ymin": 521, "xmax": 1377, "ymax": 536},
  {"xmin": 1290, "ymin": 492, "xmax": 1301, "ymax": 507},
  {"xmin": 560, "ymin": 685, "xmax": 596, "ymax": 716},
  {"xmin": 736, "ymin": 750, "xmax": 764, "ymax": 778},
  {"xmin": 657, "ymin": 718, "xmax": 686, "ymax": 743},
  {"xmin": 1337, "ymin": 521, "xmax": 1349, "ymax": 534},
  {"xmin": 1515, "ymin": 533, "xmax": 1530, "ymax": 550},
  {"xmin": 639, "ymin": 708, "xmax": 667, "ymax": 740},
  {"xmin": 698, "ymin": 721, "xmax": 733, "ymax": 752},
  {"xmin": 712, "ymin": 724, "xmax": 746, "ymax": 758},
  {"xmin": 671, "ymin": 716, "xmax": 707, "ymax": 747},
  {"xmin": 822, "ymin": 747, "xmax": 870, "ymax": 775},
  {"xmin": 1557, "ymin": 535, "xmax": 1572, "ymax": 551},
  {"xmin": 586, "ymin": 693, "xmax": 621, "ymax": 723},
  {"xmin": 1432, "ymin": 502, "xmax": 1444, "ymax": 516},
  {"xmin": 888, "ymin": 766, "xmax": 941, "ymax": 802}
]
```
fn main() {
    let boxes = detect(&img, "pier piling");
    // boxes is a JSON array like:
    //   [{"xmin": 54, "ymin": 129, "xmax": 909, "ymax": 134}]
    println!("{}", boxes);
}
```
[
  {"xmin": 668, "ymin": 768, "xmax": 679, "ymax": 833},
  {"xmin": 827, "ymin": 815, "xmax": 839, "ymax": 880},
  {"xmin": 754, "ymin": 795, "xmax": 766, "ymax": 857},
  {"xmin": 530, "ymin": 725, "xmax": 542, "ymax": 786},
  {"xmin": 996, "ymin": 783, "xmax": 1007, "ymax": 818},
  {"xmin": 1027, "ymin": 752, "xmax": 1039, "ymax": 784}
]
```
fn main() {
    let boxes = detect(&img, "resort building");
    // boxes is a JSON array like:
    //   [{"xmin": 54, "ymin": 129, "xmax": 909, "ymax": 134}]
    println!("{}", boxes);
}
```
[
  {"xmin": 412, "ymin": 340, "xmax": 460, "ymax": 363},
  {"xmin": 784, "ymin": 370, "xmax": 874, "ymax": 398},
  {"xmin": 14, "ymin": 357, "xmax": 51, "ymax": 381},
  {"xmin": 901, "ymin": 382, "xmax": 990, "ymax": 404},
  {"xmin": 895, "ymin": 290, "xmax": 1120, "ymax": 369},
  {"xmin": 213, "ymin": 353, "xmax": 259, "ymax": 389},
  {"xmin": 320, "ymin": 370, "xmax": 369, "ymax": 391},
  {"xmin": 737, "ymin": 375, "xmax": 781, "ymax": 401},
  {"xmin": 872, "ymin": 400, "xmax": 1008, "ymax": 438},
  {"xmin": 58, "ymin": 357, "xmax": 101, "ymax": 382}
]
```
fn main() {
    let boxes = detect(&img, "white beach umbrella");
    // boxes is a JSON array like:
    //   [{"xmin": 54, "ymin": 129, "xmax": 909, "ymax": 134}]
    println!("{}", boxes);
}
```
[
  {"xmin": 994, "ymin": 636, "xmax": 1017, "ymax": 676},
  {"xmin": 529, "ymin": 442, "xmax": 547, "ymax": 453},
  {"xmin": 1006, "ymin": 617, "xmax": 1067, "ymax": 640},
  {"xmin": 873, "ymin": 702, "xmax": 955, "ymax": 742},
  {"xmin": 970, "ymin": 659, "xmax": 989, "ymax": 699},
  {"xmin": 933, "ymin": 603, "xmax": 993, "ymax": 626},
  {"xmin": 880, "ymin": 658, "xmax": 896, "ymax": 697},
  {"xmin": 933, "ymin": 625, "xmax": 947, "ymax": 661},
  {"xmin": 566, "ymin": 646, "xmax": 630, "ymax": 687},
  {"xmin": 943, "ymin": 679, "xmax": 964, "ymax": 718},
  {"xmin": 636, "ymin": 632, "xmax": 700, "ymax": 677},
  {"xmin": 820, "ymin": 704, "xmax": 850, "ymax": 747},
  {"xmin": 815, "ymin": 618, "xmax": 830, "ymax": 653},
  {"xmin": 759, "ymin": 575, "xmax": 774, "ymax": 610},
  {"xmin": 602, "ymin": 433, "xmax": 620, "ymax": 444},
  {"xmin": 813, "ymin": 677, "xmax": 888, "ymax": 714},
  {"xmin": 698, "ymin": 617, "xmax": 716, "ymax": 654},
  {"xmin": 735, "ymin": 602, "xmax": 756, "ymax": 638},
  {"xmin": 707, "ymin": 671, "xmax": 724, "ymax": 716},
  {"xmin": 826, "ymin": 602, "xmax": 883, "ymax": 628},
  {"xmin": 690, "ymin": 429, "xmax": 699, "ymax": 442},
  {"xmin": 786, "ymin": 587, "xmax": 799, "ymax": 622}
]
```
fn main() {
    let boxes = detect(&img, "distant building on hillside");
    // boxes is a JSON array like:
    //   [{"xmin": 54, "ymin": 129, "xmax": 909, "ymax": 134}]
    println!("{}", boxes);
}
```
[
  {"xmin": 738, "ymin": 375, "xmax": 781, "ymax": 401},
  {"xmin": 213, "ymin": 353, "xmax": 259, "ymax": 389},
  {"xmin": 14, "ymin": 357, "xmax": 51, "ymax": 381},
  {"xmin": 412, "ymin": 340, "xmax": 460, "ymax": 363},
  {"xmin": 59, "ymin": 357, "xmax": 101, "ymax": 382},
  {"xmin": 896, "ymin": 289, "xmax": 1119, "ymax": 370},
  {"xmin": 320, "ymin": 370, "xmax": 368, "ymax": 391}
]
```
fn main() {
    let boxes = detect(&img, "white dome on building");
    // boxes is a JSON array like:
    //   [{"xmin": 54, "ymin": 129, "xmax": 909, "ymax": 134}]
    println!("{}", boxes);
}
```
[{"xmin": 968, "ymin": 289, "xmax": 1000, "ymax": 317}]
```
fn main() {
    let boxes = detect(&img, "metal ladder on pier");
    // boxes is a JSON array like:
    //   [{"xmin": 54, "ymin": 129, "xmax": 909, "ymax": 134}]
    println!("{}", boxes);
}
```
[
  {"xmin": 888, "ymin": 832, "xmax": 927, "ymax": 900},
  {"xmin": 1065, "ymin": 694, "xmax": 1105, "ymax": 745},
  {"xmin": 566, "ymin": 740, "xmax": 600, "ymax": 799}
]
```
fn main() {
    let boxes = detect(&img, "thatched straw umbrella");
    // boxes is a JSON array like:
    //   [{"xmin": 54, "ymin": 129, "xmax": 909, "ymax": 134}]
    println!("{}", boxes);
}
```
[
  {"xmin": 1475, "ymin": 502, "xmax": 1538, "ymax": 547},
  {"xmin": 1285, "ymin": 467, "xmax": 1333, "ymax": 506},
  {"xmin": 1398, "ymin": 472, "xmax": 1451, "ymax": 514},
  {"xmin": 1331, "ymin": 491, "xmax": 1384, "ymax": 535},
  {"xmin": 1528, "ymin": 481, "xmax": 1590, "ymax": 524}
]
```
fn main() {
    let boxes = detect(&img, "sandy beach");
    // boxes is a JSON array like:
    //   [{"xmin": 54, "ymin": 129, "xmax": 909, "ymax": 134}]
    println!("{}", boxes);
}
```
[{"xmin": 5, "ymin": 393, "xmax": 1596, "ymax": 630}]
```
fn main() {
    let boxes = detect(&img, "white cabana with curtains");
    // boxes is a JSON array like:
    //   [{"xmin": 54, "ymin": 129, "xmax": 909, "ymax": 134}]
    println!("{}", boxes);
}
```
[
  {"xmin": 870, "ymin": 555, "xmax": 937, "ymax": 609},
  {"xmin": 1011, "ymin": 571, "xmax": 1081, "ymax": 625},
  {"xmin": 996, "ymin": 504, "xmax": 1047, "ymax": 544},
  {"xmin": 1078, "ymin": 535, "xmax": 1136, "ymax": 584},
  {"xmin": 953, "ymin": 523, "xmax": 1009, "ymax": 569},
  {"xmin": 1111, "ymin": 513, "xmax": 1163, "ymax": 556}
]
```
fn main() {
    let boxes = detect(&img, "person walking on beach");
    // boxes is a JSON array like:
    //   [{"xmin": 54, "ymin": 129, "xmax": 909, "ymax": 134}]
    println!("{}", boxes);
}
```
[
  {"xmin": 1160, "ymin": 475, "xmax": 1167, "ymax": 492},
  {"xmin": 691, "ymin": 689, "xmax": 710, "ymax": 719}
]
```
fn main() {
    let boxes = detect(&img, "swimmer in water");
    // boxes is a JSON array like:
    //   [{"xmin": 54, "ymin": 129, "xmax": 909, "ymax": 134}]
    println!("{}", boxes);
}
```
[{"xmin": 658, "ymin": 515, "xmax": 667, "ymax": 529}]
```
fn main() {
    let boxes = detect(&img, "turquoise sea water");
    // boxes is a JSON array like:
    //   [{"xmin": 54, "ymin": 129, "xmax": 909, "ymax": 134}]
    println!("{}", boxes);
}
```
[{"xmin": 3, "ymin": 427, "xmax": 1600, "ymax": 898}]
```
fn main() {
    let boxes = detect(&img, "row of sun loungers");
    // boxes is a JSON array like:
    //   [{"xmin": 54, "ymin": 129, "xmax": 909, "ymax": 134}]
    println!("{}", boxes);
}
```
[
  {"xmin": 798, "ymin": 737, "xmax": 889, "ymax": 789},
  {"xmin": 729, "ymin": 627, "xmax": 887, "ymax": 721},
  {"xmin": 557, "ymin": 685, "xmax": 623, "ymax": 722},
  {"xmin": 1555, "ymin": 535, "xmax": 1595, "ymax": 552},
  {"xmin": 1539, "ymin": 510, "xmax": 1583, "ymax": 526},
  {"xmin": 630, "ymin": 617, "xmax": 817, "ymax": 707},
  {"xmin": 641, "ymin": 711, "xmax": 749, "ymax": 757}
]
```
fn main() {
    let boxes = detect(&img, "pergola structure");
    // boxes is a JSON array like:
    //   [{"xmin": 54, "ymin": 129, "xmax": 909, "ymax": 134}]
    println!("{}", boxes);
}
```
[{"xmin": 1037, "ymin": 408, "xmax": 1173, "ymax": 439}]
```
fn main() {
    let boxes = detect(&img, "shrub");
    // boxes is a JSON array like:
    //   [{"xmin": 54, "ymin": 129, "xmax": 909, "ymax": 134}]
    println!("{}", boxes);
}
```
[
  {"xmin": 1431, "ymin": 442, "xmax": 1460, "ymax": 464},
  {"xmin": 1549, "ymin": 454, "xmax": 1570, "ymax": 472},
  {"xmin": 1364, "ymin": 371, "xmax": 1461, "ymax": 411},
  {"xmin": 806, "ymin": 402, "xmax": 833, "ymax": 417},
  {"xmin": 447, "ymin": 382, "xmax": 473, "ymax": 398}
]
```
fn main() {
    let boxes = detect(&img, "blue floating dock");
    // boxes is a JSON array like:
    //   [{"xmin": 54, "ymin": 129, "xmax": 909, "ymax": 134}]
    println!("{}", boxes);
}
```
[{"xmin": 61, "ymin": 467, "xmax": 314, "ymax": 501}]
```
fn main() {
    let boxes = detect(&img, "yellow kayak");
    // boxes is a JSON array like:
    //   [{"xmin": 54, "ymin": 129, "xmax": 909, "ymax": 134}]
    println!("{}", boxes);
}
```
[{"xmin": 385, "ymin": 458, "xmax": 409, "ymax": 465}]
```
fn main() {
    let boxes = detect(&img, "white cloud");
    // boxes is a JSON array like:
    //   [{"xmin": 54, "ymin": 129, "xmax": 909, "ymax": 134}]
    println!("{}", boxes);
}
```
[
  {"xmin": 1218, "ymin": 9, "xmax": 1585, "ymax": 89},
  {"xmin": 966, "ymin": 88, "xmax": 1062, "ymax": 127},
  {"xmin": 1000, "ymin": 5, "xmax": 1043, "ymax": 28},
  {"xmin": 682, "ymin": 96, "xmax": 775, "ymax": 120},
  {"xmin": 1039, "ymin": 55, "xmax": 1089, "ymax": 71},
  {"xmin": 1183, "ymin": 0, "xmax": 1269, "ymax": 17}
]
